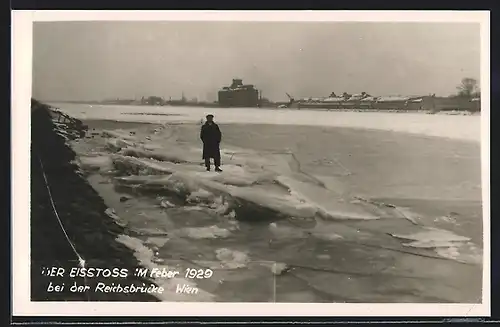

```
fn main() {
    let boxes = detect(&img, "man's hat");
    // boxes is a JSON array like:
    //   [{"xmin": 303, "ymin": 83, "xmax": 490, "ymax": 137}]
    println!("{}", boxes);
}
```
[{"xmin": 206, "ymin": 114, "xmax": 214, "ymax": 119}]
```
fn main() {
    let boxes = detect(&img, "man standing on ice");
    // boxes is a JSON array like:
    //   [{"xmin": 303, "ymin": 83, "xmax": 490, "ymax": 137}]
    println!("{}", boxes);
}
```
[{"xmin": 200, "ymin": 114, "xmax": 223, "ymax": 172}]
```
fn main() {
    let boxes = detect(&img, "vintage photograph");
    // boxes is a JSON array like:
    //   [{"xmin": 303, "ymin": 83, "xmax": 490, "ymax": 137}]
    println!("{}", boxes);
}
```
[{"xmin": 18, "ymin": 11, "xmax": 488, "ymax": 315}]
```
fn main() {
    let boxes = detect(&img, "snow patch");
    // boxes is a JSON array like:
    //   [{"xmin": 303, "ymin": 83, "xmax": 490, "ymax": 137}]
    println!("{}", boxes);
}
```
[
  {"xmin": 215, "ymin": 248, "xmax": 250, "ymax": 269},
  {"xmin": 269, "ymin": 222, "xmax": 307, "ymax": 239},
  {"xmin": 102, "ymin": 129, "xmax": 138, "ymax": 141},
  {"xmin": 79, "ymin": 155, "xmax": 114, "ymax": 172}
]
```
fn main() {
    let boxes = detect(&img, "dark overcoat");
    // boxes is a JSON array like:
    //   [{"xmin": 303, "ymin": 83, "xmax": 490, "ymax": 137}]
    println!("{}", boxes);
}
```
[{"xmin": 200, "ymin": 122, "xmax": 222, "ymax": 159}]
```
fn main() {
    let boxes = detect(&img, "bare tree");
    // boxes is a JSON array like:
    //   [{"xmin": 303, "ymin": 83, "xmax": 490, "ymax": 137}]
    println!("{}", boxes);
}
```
[{"xmin": 457, "ymin": 77, "xmax": 480, "ymax": 98}]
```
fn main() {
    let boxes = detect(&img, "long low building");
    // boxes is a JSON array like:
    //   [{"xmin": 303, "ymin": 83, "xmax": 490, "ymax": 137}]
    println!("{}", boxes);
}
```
[{"xmin": 295, "ymin": 94, "xmax": 480, "ymax": 111}]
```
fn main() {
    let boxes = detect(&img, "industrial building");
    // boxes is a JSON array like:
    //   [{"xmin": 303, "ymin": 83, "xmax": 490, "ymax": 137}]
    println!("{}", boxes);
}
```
[{"xmin": 218, "ymin": 79, "xmax": 260, "ymax": 107}]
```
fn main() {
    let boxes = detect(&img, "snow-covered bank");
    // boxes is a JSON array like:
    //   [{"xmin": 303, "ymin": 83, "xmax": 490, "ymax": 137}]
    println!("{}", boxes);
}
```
[
  {"xmin": 30, "ymin": 104, "xmax": 159, "ymax": 301},
  {"xmin": 51, "ymin": 103, "xmax": 481, "ymax": 142}
]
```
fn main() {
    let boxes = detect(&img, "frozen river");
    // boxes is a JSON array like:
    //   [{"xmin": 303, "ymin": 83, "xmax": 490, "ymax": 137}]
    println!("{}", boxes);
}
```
[
  {"xmin": 50, "ymin": 103, "xmax": 481, "ymax": 142},
  {"xmin": 53, "ymin": 102, "xmax": 483, "ymax": 303}
]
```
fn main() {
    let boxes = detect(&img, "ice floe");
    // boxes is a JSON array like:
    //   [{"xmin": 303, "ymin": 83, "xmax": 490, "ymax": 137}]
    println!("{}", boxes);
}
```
[
  {"xmin": 390, "ymin": 227, "xmax": 471, "ymax": 248},
  {"xmin": 176, "ymin": 225, "xmax": 231, "ymax": 239}
]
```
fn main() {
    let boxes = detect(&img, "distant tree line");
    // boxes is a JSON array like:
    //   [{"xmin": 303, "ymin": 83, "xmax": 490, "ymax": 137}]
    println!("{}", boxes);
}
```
[{"xmin": 453, "ymin": 77, "xmax": 480, "ymax": 99}]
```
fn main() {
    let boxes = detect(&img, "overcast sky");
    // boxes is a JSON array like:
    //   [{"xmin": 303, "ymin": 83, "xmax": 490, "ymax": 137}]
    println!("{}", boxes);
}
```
[{"xmin": 32, "ymin": 21, "xmax": 480, "ymax": 102}]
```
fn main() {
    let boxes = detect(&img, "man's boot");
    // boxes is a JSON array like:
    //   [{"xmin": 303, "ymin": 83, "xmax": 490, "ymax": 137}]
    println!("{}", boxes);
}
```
[{"xmin": 215, "ymin": 167, "xmax": 222, "ymax": 172}]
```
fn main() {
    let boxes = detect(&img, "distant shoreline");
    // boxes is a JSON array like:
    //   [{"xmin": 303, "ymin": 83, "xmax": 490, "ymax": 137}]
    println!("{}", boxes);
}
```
[{"xmin": 47, "ymin": 101, "xmax": 480, "ymax": 115}]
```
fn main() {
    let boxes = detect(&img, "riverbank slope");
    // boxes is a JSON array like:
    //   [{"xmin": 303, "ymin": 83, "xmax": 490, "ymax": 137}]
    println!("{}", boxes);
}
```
[{"xmin": 30, "ymin": 102, "xmax": 159, "ymax": 301}]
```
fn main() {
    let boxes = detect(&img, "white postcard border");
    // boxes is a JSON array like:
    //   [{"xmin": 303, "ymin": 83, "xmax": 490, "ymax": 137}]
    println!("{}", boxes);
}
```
[{"xmin": 11, "ymin": 10, "xmax": 491, "ymax": 317}]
